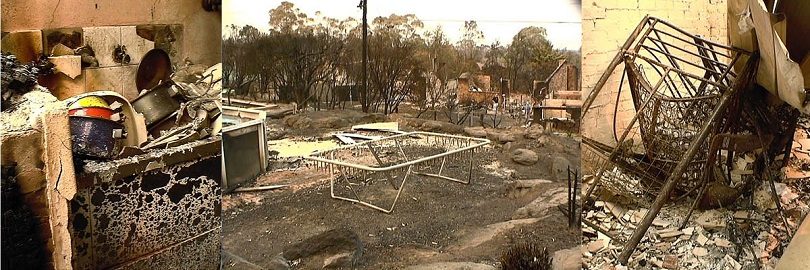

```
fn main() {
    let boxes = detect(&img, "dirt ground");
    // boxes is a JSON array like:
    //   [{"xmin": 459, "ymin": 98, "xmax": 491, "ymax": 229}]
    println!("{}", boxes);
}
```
[{"xmin": 221, "ymin": 109, "xmax": 581, "ymax": 269}]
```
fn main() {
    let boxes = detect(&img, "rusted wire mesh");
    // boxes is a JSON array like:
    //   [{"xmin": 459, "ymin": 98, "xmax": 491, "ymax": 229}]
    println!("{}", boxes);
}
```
[{"xmin": 624, "ymin": 18, "xmax": 747, "ymax": 193}]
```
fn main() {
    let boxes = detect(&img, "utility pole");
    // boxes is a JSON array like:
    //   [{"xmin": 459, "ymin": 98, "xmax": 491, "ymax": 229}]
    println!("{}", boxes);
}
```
[{"xmin": 361, "ymin": 0, "xmax": 369, "ymax": 112}]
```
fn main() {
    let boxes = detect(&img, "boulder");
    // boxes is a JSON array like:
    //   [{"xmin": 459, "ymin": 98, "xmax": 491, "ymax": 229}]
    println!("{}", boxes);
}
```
[
  {"xmin": 464, "ymin": 126, "xmax": 488, "ymax": 138},
  {"xmin": 313, "ymin": 116, "xmax": 350, "ymax": 129},
  {"xmin": 418, "ymin": 120, "xmax": 462, "ymax": 134},
  {"xmin": 283, "ymin": 115, "xmax": 312, "ymax": 129},
  {"xmin": 487, "ymin": 130, "xmax": 516, "ymax": 143},
  {"xmin": 552, "ymin": 246, "xmax": 581, "ymax": 270},
  {"xmin": 525, "ymin": 125, "xmax": 546, "ymax": 139},
  {"xmin": 552, "ymin": 156, "xmax": 572, "ymax": 181},
  {"xmin": 511, "ymin": 149, "xmax": 539, "ymax": 165},
  {"xmin": 357, "ymin": 113, "xmax": 387, "ymax": 124}
]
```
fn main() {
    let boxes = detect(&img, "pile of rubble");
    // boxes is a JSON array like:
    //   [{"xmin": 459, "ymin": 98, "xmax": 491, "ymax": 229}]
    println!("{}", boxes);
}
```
[
  {"xmin": 583, "ymin": 178, "xmax": 808, "ymax": 269},
  {"xmin": 583, "ymin": 117, "xmax": 810, "ymax": 269}
]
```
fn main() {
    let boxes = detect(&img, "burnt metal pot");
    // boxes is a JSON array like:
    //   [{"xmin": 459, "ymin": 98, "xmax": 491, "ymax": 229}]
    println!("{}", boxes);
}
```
[
  {"xmin": 69, "ymin": 116, "xmax": 123, "ymax": 159},
  {"xmin": 136, "ymin": 49, "xmax": 172, "ymax": 90},
  {"xmin": 131, "ymin": 83, "xmax": 182, "ymax": 126}
]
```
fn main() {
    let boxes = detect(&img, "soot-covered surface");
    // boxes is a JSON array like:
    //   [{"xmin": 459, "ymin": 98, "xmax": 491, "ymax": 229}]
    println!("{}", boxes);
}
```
[
  {"xmin": 70, "ymin": 145, "xmax": 221, "ymax": 269},
  {"xmin": 1, "ymin": 164, "xmax": 48, "ymax": 269}
]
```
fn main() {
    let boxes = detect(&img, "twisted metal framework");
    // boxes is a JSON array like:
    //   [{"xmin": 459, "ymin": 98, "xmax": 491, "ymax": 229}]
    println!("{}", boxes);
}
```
[
  {"xmin": 578, "ymin": 17, "xmax": 772, "ymax": 263},
  {"xmin": 305, "ymin": 132, "xmax": 490, "ymax": 213},
  {"xmin": 583, "ymin": 17, "xmax": 751, "ymax": 201}
]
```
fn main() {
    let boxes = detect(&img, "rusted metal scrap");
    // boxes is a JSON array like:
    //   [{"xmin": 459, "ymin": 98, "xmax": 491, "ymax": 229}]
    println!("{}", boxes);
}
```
[
  {"xmin": 577, "ymin": 16, "xmax": 801, "ymax": 264},
  {"xmin": 583, "ymin": 16, "xmax": 752, "ymax": 202}
]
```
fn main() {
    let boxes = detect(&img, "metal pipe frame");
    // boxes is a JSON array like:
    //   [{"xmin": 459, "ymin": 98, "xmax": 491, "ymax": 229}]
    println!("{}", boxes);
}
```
[
  {"xmin": 307, "ymin": 132, "xmax": 490, "ymax": 213},
  {"xmin": 581, "ymin": 16, "xmax": 750, "ymax": 120}
]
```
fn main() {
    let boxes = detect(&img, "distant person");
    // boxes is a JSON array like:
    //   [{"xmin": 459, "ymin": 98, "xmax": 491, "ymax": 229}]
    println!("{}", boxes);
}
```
[
  {"xmin": 492, "ymin": 96, "xmax": 499, "ymax": 112},
  {"xmin": 524, "ymin": 102, "xmax": 531, "ymax": 117}
]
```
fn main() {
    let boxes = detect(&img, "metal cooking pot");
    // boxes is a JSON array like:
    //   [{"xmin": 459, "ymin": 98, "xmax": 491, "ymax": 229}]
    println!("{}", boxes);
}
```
[
  {"xmin": 69, "ymin": 116, "xmax": 124, "ymax": 159},
  {"xmin": 131, "ymin": 83, "xmax": 182, "ymax": 126}
]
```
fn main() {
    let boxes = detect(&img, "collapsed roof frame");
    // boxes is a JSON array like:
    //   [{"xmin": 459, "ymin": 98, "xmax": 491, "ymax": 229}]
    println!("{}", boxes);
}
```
[
  {"xmin": 578, "ymin": 16, "xmax": 777, "ymax": 264},
  {"xmin": 305, "ymin": 131, "xmax": 490, "ymax": 213}
]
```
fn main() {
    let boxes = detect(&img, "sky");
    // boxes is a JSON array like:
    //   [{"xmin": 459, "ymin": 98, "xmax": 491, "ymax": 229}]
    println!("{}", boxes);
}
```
[{"xmin": 222, "ymin": 0, "xmax": 582, "ymax": 50}]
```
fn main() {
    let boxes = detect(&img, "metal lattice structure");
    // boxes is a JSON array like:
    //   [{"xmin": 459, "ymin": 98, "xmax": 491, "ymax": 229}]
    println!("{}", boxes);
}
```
[
  {"xmin": 305, "ymin": 132, "xmax": 490, "ymax": 213},
  {"xmin": 583, "ymin": 16, "xmax": 752, "ymax": 201},
  {"xmin": 579, "ymin": 16, "xmax": 769, "ymax": 263}
]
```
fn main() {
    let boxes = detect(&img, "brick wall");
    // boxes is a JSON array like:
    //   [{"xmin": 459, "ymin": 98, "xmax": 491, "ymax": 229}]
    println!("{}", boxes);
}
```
[{"xmin": 581, "ymin": 0, "xmax": 728, "ymax": 147}]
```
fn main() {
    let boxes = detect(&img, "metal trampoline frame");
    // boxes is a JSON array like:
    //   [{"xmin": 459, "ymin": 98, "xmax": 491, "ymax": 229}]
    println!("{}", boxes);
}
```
[{"xmin": 304, "ymin": 131, "xmax": 490, "ymax": 213}]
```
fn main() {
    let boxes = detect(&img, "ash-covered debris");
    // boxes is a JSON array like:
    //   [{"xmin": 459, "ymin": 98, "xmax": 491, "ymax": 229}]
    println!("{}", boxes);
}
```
[
  {"xmin": 82, "ymin": 137, "xmax": 217, "ymax": 177},
  {"xmin": 0, "ymin": 86, "xmax": 58, "ymax": 133},
  {"xmin": 1, "ymin": 53, "xmax": 54, "ymax": 110},
  {"xmin": 583, "ymin": 185, "xmax": 808, "ymax": 270},
  {"xmin": 137, "ymin": 62, "xmax": 223, "ymax": 151},
  {"xmin": 1, "ymin": 164, "xmax": 48, "ymax": 270}
]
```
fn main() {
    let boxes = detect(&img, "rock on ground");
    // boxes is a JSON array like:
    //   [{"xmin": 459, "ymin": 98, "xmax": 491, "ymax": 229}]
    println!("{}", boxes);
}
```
[
  {"xmin": 487, "ymin": 130, "xmax": 516, "ymax": 143},
  {"xmin": 552, "ymin": 156, "xmax": 572, "ymax": 181},
  {"xmin": 313, "ymin": 116, "xmax": 350, "ymax": 129},
  {"xmin": 552, "ymin": 246, "xmax": 582, "ymax": 270},
  {"xmin": 525, "ymin": 125, "xmax": 546, "ymax": 139},
  {"xmin": 464, "ymin": 126, "xmax": 488, "ymax": 138},
  {"xmin": 417, "ymin": 120, "xmax": 463, "ymax": 134},
  {"xmin": 511, "ymin": 148, "xmax": 539, "ymax": 165},
  {"xmin": 283, "ymin": 115, "xmax": 312, "ymax": 129},
  {"xmin": 512, "ymin": 187, "xmax": 568, "ymax": 219},
  {"xmin": 281, "ymin": 228, "xmax": 363, "ymax": 268}
]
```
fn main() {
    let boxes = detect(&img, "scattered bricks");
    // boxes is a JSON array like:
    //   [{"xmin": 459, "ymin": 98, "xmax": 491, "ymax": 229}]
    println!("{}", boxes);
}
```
[
  {"xmin": 588, "ymin": 239, "xmax": 608, "ymax": 253},
  {"xmin": 692, "ymin": 247, "xmax": 708, "ymax": 257},
  {"xmin": 695, "ymin": 210, "xmax": 726, "ymax": 230},
  {"xmin": 714, "ymin": 238, "xmax": 733, "ymax": 248},
  {"xmin": 657, "ymin": 228, "xmax": 683, "ymax": 239},
  {"xmin": 655, "ymin": 242, "xmax": 672, "ymax": 252},
  {"xmin": 662, "ymin": 255, "xmax": 679, "ymax": 269},
  {"xmin": 696, "ymin": 233, "xmax": 709, "ymax": 246}
]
